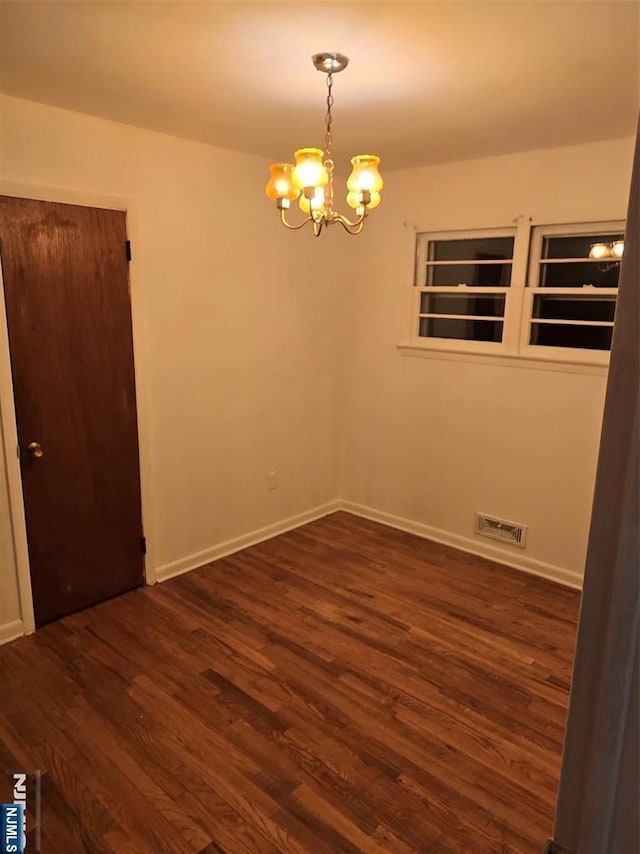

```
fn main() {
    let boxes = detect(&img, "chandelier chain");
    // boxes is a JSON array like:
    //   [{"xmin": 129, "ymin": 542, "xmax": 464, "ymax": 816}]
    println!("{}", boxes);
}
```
[{"xmin": 324, "ymin": 72, "xmax": 335, "ymax": 212}]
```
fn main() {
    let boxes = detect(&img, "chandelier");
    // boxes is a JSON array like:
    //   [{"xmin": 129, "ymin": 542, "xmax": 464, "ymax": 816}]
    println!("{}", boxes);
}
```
[
  {"xmin": 588, "ymin": 240, "xmax": 624, "ymax": 261},
  {"xmin": 264, "ymin": 52, "xmax": 383, "ymax": 236},
  {"xmin": 589, "ymin": 238, "xmax": 624, "ymax": 273}
]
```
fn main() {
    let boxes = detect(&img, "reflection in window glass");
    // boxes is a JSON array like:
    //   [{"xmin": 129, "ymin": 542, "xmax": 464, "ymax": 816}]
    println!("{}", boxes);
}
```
[
  {"xmin": 538, "ymin": 261, "xmax": 620, "ymax": 288},
  {"xmin": 419, "ymin": 317, "xmax": 503, "ymax": 342},
  {"xmin": 532, "ymin": 295, "xmax": 616, "ymax": 323},
  {"xmin": 420, "ymin": 293, "xmax": 506, "ymax": 317},
  {"xmin": 530, "ymin": 323, "xmax": 612, "ymax": 350},
  {"xmin": 429, "ymin": 237, "xmax": 514, "ymax": 262},
  {"xmin": 542, "ymin": 233, "xmax": 624, "ymax": 260},
  {"xmin": 426, "ymin": 262, "xmax": 512, "ymax": 287}
]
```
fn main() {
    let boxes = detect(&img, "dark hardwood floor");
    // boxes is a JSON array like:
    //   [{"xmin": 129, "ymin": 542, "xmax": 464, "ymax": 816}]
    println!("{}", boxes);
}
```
[{"xmin": 0, "ymin": 511, "xmax": 580, "ymax": 853}]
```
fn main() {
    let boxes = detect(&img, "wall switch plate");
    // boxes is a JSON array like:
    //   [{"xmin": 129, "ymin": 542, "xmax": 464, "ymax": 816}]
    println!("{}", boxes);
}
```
[{"xmin": 267, "ymin": 470, "xmax": 279, "ymax": 490}]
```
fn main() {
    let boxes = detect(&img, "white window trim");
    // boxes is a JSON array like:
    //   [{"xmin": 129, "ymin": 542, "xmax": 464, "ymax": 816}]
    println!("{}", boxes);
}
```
[
  {"xmin": 405, "ymin": 216, "xmax": 623, "ymax": 367},
  {"xmin": 396, "ymin": 342, "xmax": 610, "ymax": 376}
]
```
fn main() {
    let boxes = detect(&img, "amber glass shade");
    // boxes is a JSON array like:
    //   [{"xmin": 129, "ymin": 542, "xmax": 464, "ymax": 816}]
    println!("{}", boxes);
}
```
[
  {"xmin": 292, "ymin": 148, "xmax": 329, "ymax": 190},
  {"xmin": 346, "ymin": 190, "xmax": 381, "ymax": 210},
  {"xmin": 299, "ymin": 187, "xmax": 325, "ymax": 214},
  {"xmin": 265, "ymin": 163, "xmax": 300, "ymax": 201},
  {"xmin": 347, "ymin": 155, "xmax": 383, "ymax": 195}
]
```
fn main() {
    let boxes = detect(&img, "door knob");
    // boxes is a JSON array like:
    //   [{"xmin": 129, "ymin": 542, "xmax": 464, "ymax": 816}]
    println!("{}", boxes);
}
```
[{"xmin": 27, "ymin": 442, "xmax": 44, "ymax": 459}]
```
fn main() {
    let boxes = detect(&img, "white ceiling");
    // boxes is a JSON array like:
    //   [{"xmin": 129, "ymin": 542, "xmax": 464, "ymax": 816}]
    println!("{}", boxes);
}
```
[{"xmin": 0, "ymin": 1, "xmax": 638, "ymax": 172}]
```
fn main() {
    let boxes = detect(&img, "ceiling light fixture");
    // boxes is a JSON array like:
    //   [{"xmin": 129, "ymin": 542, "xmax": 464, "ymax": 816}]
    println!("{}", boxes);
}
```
[{"xmin": 264, "ymin": 52, "xmax": 383, "ymax": 237}]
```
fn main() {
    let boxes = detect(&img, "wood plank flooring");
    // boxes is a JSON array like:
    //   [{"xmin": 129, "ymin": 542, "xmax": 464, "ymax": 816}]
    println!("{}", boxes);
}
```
[{"xmin": 0, "ymin": 512, "xmax": 580, "ymax": 853}]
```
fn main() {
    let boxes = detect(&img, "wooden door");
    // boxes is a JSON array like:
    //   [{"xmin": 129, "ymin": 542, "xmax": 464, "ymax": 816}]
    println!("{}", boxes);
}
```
[{"xmin": 0, "ymin": 197, "xmax": 145, "ymax": 626}]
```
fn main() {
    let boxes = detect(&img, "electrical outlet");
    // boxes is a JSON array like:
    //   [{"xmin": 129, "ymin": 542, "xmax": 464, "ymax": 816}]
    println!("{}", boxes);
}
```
[{"xmin": 267, "ymin": 470, "xmax": 279, "ymax": 490}]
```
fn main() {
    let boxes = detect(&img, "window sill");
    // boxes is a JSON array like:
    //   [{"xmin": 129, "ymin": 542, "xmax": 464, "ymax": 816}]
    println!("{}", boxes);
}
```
[{"xmin": 397, "ymin": 343, "xmax": 610, "ymax": 376}]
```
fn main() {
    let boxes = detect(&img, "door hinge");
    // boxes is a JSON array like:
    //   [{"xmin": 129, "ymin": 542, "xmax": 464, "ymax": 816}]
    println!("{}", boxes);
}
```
[
  {"xmin": 141, "ymin": 536, "xmax": 147, "ymax": 555},
  {"xmin": 125, "ymin": 240, "xmax": 132, "ymax": 262}
]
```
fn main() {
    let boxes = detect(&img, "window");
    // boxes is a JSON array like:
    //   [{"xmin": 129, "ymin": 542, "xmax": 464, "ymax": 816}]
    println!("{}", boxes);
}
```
[
  {"xmin": 522, "ymin": 223, "xmax": 623, "ymax": 357},
  {"xmin": 412, "ymin": 220, "xmax": 624, "ymax": 363},
  {"xmin": 414, "ymin": 229, "xmax": 515, "ymax": 352}
]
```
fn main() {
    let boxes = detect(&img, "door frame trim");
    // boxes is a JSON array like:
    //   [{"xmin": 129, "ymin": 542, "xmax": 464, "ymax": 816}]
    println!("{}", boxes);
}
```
[{"xmin": 0, "ymin": 181, "xmax": 157, "ymax": 634}]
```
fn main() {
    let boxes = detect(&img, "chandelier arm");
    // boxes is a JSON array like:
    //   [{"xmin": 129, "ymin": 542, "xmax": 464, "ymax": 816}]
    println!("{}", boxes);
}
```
[
  {"xmin": 339, "ymin": 219, "xmax": 366, "ymax": 235},
  {"xmin": 279, "ymin": 208, "xmax": 314, "ymax": 231},
  {"xmin": 332, "ymin": 211, "xmax": 367, "ymax": 231}
]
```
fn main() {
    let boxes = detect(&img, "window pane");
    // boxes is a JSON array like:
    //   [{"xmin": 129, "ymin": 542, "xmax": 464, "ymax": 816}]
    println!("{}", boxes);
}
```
[
  {"xmin": 429, "ymin": 236, "xmax": 514, "ymax": 262},
  {"xmin": 426, "ymin": 262, "xmax": 512, "ymax": 287},
  {"xmin": 419, "ymin": 317, "xmax": 503, "ymax": 342},
  {"xmin": 538, "ymin": 261, "xmax": 620, "ymax": 288},
  {"xmin": 530, "ymin": 323, "xmax": 612, "ymax": 350},
  {"xmin": 533, "ymin": 295, "xmax": 616, "ymax": 323},
  {"xmin": 420, "ymin": 293, "xmax": 506, "ymax": 317},
  {"xmin": 542, "ymin": 233, "xmax": 624, "ymax": 260}
]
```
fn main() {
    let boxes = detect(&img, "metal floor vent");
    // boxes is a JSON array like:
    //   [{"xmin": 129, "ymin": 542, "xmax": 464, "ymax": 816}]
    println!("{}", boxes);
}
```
[{"xmin": 475, "ymin": 513, "xmax": 527, "ymax": 548}]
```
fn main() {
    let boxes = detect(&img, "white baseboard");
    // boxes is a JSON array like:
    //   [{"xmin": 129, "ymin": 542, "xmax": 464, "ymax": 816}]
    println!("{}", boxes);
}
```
[
  {"xmin": 1, "ymin": 498, "xmax": 579, "ymax": 644},
  {"xmin": 156, "ymin": 500, "xmax": 342, "ymax": 583},
  {"xmin": 339, "ymin": 501, "xmax": 583, "ymax": 590},
  {"xmin": 0, "ymin": 619, "xmax": 25, "ymax": 646}
]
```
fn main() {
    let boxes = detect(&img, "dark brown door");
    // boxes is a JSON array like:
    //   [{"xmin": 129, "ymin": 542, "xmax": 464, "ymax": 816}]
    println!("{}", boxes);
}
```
[{"xmin": 0, "ymin": 197, "xmax": 144, "ymax": 626}]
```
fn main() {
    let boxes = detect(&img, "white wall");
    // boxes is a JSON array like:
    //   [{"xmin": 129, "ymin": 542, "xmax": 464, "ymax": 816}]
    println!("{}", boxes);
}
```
[
  {"xmin": 0, "ymin": 95, "xmax": 345, "ymax": 632},
  {"xmin": 340, "ymin": 137, "xmax": 635, "ymax": 586}
]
